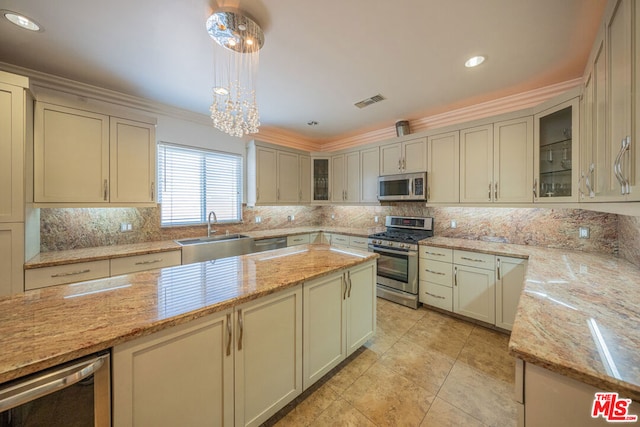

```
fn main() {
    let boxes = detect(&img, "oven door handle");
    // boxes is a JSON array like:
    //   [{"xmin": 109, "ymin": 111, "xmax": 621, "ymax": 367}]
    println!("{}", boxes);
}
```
[
  {"xmin": 370, "ymin": 246, "xmax": 417, "ymax": 257},
  {"xmin": 0, "ymin": 354, "xmax": 108, "ymax": 412}
]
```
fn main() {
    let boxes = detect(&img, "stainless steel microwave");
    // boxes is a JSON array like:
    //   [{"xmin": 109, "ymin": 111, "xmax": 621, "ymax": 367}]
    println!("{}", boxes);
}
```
[{"xmin": 378, "ymin": 172, "xmax": 427, "ymax": 201}]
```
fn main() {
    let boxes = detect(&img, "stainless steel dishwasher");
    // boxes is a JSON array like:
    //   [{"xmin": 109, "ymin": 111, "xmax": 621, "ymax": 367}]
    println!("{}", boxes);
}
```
[
  {"xmin": 252, "ymin": 237, "xmax": 287, "ymax": 253},
  {"xmin": 0, "ymin": 352, "xmax": 110, "ymax": 427}
]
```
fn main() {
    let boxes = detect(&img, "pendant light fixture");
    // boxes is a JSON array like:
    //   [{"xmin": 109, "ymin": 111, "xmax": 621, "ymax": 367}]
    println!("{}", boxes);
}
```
[{"xmin": 206, "ymin": 10, "xmax": 264, "ymax": 137}]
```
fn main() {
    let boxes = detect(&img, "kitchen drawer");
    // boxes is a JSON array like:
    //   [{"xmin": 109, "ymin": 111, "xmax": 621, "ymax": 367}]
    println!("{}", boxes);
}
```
[
  {"xmin": 25, "ymin": 260, "xmax": 111, "ymax": 290},
  {"xmin": 287, "ymin": 234, "xmax": 310, "ymax": 246},
  {"xmin": 454, "ymin": 250, "xmax": 495, "ymax": 270},
  {"xmin": 418, "ymin": 258, "xmax": 452, "ymax": 287},
  {"xmin": 419, "ymin": 245, "xmax": 453, "ymax": 262},
  {"xmin": 349, "ymin": 236, "xmax": 368, "ymax": 250},
  {"xmin": 110, "ymin": 250, "xmax": 182, "ymax": 276},
  {"xmin": 419, "ymin": 282, "xmax": 453, "ymax": 312},
  {"xmin": 331, "ymin": 234, "xmax": 350, "ymax": 247}
]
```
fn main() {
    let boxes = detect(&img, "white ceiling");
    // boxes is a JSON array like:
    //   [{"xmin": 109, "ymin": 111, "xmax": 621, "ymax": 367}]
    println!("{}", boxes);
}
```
[{"xmin": 0, "ymin": 0, "xmax": 606, "ymax": 142}]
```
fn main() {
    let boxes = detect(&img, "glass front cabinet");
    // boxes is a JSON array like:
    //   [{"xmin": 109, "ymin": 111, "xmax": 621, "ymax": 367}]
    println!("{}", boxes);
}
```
[
  {"xmin": 312, "ymin": 157, "xmax": 330, "ymax": 203},
  {"xmin": 533, "ymin": 97, "xmax": 580, "ymax": 202}
]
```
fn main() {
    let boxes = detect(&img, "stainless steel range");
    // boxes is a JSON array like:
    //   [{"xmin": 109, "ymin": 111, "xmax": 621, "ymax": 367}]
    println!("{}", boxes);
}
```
[{"xmin": 368, "ymin": 216, "xmax": 434, "ymax": 309}]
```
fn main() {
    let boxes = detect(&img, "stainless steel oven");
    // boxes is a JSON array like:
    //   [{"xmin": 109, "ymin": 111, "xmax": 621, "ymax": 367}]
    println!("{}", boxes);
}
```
[
  {"xmin": 369, "ymin": 216, "xmax": 434, "ymax": 309},
  {"xmin": 0, "ymin": 352, "xmax": 110, "ymax": 427}
]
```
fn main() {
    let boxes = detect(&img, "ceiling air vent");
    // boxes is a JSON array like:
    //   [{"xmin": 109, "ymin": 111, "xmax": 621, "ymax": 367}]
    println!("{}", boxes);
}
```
[{"xmin": 354, "ymin": 94, "xmax": 385, "ymax": 109}]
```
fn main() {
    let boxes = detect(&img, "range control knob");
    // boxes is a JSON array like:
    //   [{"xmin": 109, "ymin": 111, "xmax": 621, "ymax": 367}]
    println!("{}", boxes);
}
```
[{"xmin": 399, "ymin": 243, "xmax": 406, "ymax": 249}]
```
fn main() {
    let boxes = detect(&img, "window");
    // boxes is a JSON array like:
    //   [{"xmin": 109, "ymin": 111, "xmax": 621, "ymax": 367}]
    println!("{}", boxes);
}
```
[{"xmin": 158, "ymin": 143, "xmax": 242, "ymax": 226}]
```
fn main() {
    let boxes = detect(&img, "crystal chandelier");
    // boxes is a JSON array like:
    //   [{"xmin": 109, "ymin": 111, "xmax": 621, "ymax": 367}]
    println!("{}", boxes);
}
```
[{"xmin": 206, "ymin": 10, "xmax": 264, "ymax": 137}]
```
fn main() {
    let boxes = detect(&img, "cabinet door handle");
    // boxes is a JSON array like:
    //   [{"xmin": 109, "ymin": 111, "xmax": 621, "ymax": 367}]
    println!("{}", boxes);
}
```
[
  {"xmin": 585, "ymin": 164, "xmax": 595, "ymax": 198},
  {"xmin": 427, "ymin": 186, "xmax": 430, "ymax": 200},
  {"xmin": 237, "ymin": 310, "xmax": 244, "ymax": 351},
  {"xmin": 398, "ymin": 159, "xmax": 402, "ymax": 170},
  {"xmin": 103, "ymin": 179, "xmax": 108, "ymax": 201},
  {"xmin": 277, "ymin": 188, "xmax": 280, "ymax": 200},
  {"xmin": 342, "ymin": 275, "xmax": 347, "ymax": 300},
  {"xmin": 497, "ymin": 258, "xmax": 501, "ymax": 280},
  {"xmin": 533, "ymin": 178, "xmax": 537, "ymax": 198},
  {"xmin": 256, "ymin": 188, "xmax": 260, "ymax": 201},
  {"xmin": 494, "ymin": 182, "xmax": 498, "ymax": 200},
  {"xmin": 424, "ymin": 251, "xmax": 445, "ymax": 257},
  {"xmin": 226, "ymin": 313, "xmax": 232, "ymax": 356},
  {"xmin": 488, "ymin": 183, "xmax": 492, "ymax": 201},
  {"xmin": 51, "ymin": 269, "xmax": 90, "ymax": 278},
  {"xmin": 460, "ymin": 256, "xmax": 486, "ymax": 263},
  {"xmin": 425, "ymin": 292, "xmax": 445, "ymax": 300},
  {"xmin": 151, "ymin": 182, "xmax": 155, "ymax": 201},
  {"xmin": 347, "ymin": 270, "xmax": 352, "ymax": 298},
  {"xmin": 299, "ymin": 190, "xmax": 302, "ymax": 201},
  {"xmin": 454, "ymin": 266, "xmax": 457, "ymax": 286},
  {"xmin": 134, "ymin": 259, "xmax": 162, "ymax": 266},
  {"xmin": 424, "ymin": 269, "xmax": 445, "ymax": 276},
  {"xmin": 620, "ymin": 137, "xmax": 631, "ymax": 195},
  {"xmin": 402, "ymin": 158, "xmax": 406, "ymax": 170}
]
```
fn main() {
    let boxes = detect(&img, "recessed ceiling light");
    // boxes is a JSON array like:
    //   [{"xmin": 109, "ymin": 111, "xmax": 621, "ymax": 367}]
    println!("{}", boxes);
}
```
[
  {"xmin": 2, "ymin": 10, "xmax": 41, "ymax": 31},
  {"xmin": 465, "ymin": 55, "xmax": 485, "ymax": 68},
  {"xmin": 307, "ymin": 121, "xmax": 318, "ymax": 126}
]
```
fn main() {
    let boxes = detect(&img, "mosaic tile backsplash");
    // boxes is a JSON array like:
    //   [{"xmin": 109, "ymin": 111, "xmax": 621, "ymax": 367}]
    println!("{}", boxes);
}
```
[{"xmin": 38, "ymin": 204, "xmax": 634, "ymax": 261}]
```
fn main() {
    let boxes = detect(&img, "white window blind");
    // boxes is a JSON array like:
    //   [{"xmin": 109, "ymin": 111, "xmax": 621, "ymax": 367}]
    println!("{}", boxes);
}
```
[{"xmin": 158, "ymin": 143, "xmax": 242, "ymax": 226}]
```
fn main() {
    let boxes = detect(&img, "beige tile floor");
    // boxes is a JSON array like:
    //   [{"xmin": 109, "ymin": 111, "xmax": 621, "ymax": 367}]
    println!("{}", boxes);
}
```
[{"xmin": 263, "ymin": 298, "xmax": 518, "ymax": 427}]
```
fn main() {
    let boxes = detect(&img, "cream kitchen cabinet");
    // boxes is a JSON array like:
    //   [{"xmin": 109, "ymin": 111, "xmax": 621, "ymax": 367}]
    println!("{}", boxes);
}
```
[
  {"xmin": 453, "ymin": 260, "xmax": 496, "ymax": 325},
  {"xmin": 311, "ymin": 157, "xmax": 330, "ymax": 203},
  {"xmin": 460, "ymin": 117, "xmax": 533, "ymax": 204},
  {"xmin": 419, "ymin": 246, "xmax": 454, "ymax": 312},
  {"xmin": 326, "ymin": 233, "xmax": 369, "ymax": 250},
  {"xmin": 310, "ymin": 232, "xmax": 329, "ymax": 244},
  {"xmin": 360, "ymin": 147, "xmax": 379, "ymax": 203},
  {"xmin": 287, "ymin": 234, "xmax": 310, "ymax": 246},
  {"xmin": 534, "ymin": 97, "xmax": 580, "ymax": 202},
  {"xmin": 379, "ymin": 137, "xmax": 427, "ymax": 176},
  {"xmin": 581, "ymin": 0, "xmax": 638, "ymax": 202},
  {"xmin": 331, "ymin": 152, "xmax": 360, "ymax": 203},
  {"xmin": 327, "ymin": 233, "xmax": 350, "ymax": 247},
  {"xmin": 427, "ymin": 131, "xmax": 460, "ymax": 203},
  {"xmin": 33, "ymin": 102, "xmax": 156, "ymax": 206},
  {"xmin": 234, "ymin": 285, "xmax": 303, "ymax": 427},
  {"xmin": 0, "ymin": 223, "xmax": 25, "ymax": 296},
  {"xmin": 113, "ymin": 310, "xmax": 234, "ymax": 427},
  {"xmin": 109, "ymin": 250, "xmax": 182, "ymax": 276},
  {"xmin": 495, "ymin": 256, "xmax": 526, "ymax": 331},
  {"xmin": 303, "ymin": 261, "xmax": 376, "ymax": 389},
  {"xmin": 247, "ymin": 141, "xmax": 311, "ymax": 206}
]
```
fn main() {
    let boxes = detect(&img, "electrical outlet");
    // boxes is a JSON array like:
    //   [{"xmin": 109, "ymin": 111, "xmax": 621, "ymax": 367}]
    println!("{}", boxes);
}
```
[
  {"xmin": 579, "ymin": 227, "xmax": 590, "ymax": 239},
  {"xmin": 374, "ymin": 216, "xmax": 379, "ymax": 223},
  {"xmin": 120, "ymin": 223, "xmax": 132, "ymax": 232},
  {"xmin": 255, "ymin": 216, "xmax": 262, "ymax": 224},
  {"xmin": 450, "ymin": 220, "xmax": 457, "ymax": 229},
  {"xmin": 287, "ymin": 215, "xmax": 295, "ymax": 222}
]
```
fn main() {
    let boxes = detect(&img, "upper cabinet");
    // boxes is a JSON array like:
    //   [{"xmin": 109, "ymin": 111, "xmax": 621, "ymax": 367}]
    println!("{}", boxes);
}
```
[
  {"xmin": 360, "ymin": 147, "xmax": 379, "ymax": 203},
  {"xmin": 33, "ymin": 102, "xmax": 157, "ymax": 206},
  {"xmin": 379, "ymin": 137, "xmax": 427, "ymax": 175},
  {"xmin": 427, "ymin": 131, "xmax": 460, "ymax": 203},
  {"xmin": 534, "ymin": 97, "xmax": 580, "ymax": 203},
  {"xmin": 0, "ymin": 78, "xmax": 26, "ymax": 222},
  {"xmin": 460, "ymin": 117, "xmax": 533, "ymax": 204},
  {"xmin": 311, "ymin": 157, "xmax": 330, "ymax": 203},
  {"xmin": 581, "ymin": 0, "xmax": 639, "ymax": 202},
  {"xmin": 247, "ymin": 140, "xmax": 310, "ymax": 206},
  {"xmin": 331, "ymin": 152, "xmax": 360, "ymax": 203}
]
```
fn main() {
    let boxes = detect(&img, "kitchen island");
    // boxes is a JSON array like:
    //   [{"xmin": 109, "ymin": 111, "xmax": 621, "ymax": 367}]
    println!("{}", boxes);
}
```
[{"xmin": 0, "ymin": 244, "xmax": 377, "ymax": 385}]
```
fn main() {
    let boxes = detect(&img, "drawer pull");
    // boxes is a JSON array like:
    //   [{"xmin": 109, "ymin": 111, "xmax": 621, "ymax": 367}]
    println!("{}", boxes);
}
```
[
  {"xmin": 425, "ymin": 292, "xmax": 446, "ymax": 300},
  {"xmin": 424, "ymin": 251, "xmax": 445, "ymax": 257},
  {"xmin": 424, "ymin": 269, "xmax": 445, "ymax": 276},
  {"xmin": 460, "ymin": 256, "xmax": 486, "ymax": 263},
  {"xmin": 134, "ymin": 259, "xmax": 163, "ymax": 266},
  {"xmin": 51, "ymin": 269, "xmax": 91, "ymax": 278}
]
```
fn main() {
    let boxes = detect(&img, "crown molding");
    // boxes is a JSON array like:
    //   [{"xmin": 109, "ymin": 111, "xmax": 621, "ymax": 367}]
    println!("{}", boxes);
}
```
[{"xmin": 252, "ymin": 126, "xmax": 320, "ymax": 152}]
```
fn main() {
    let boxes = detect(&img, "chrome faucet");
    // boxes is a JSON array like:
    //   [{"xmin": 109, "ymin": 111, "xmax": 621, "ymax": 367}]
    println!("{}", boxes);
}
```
[{"xmin": 207, "ymin": 211, "xmax": 218, "ymax": 237}]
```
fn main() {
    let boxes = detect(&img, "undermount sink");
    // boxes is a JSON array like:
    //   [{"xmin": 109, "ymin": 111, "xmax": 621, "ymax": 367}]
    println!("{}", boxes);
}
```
[{"xmin": 176, "ymin": 234, "xmax": 254, "ymax": 264}]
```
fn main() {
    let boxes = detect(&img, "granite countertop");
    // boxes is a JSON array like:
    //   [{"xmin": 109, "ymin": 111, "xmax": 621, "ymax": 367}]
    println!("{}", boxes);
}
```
[
  {"xmin": 421, "ymin": 237, "xmax": 640, "ymax": 401},
  {"xmin": 25, "ymin": 227, "xmax": 382, "ymax": 269},
  {"xmin": 1, "ymin": 244, "xmax": 377, "ymax": 384}
]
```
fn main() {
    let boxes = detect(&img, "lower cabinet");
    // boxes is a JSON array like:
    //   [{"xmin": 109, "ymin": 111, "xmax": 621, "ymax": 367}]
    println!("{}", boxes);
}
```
[
  {"xmin": 234, "ymin": 286, "xmax": 303, "ymax": 427},
  {"xmin": 419, "ymin": 245, "xmax": 526, "ymax": 331},
  {"xmin": 113, "ymin": 310, "xmax": 234, "ymax": 427},
  {"xmin": 287, "ymin": 234, "xmax": 310, "ymax": 246},
  {"xmin": 0, "ymin": 223, "xmax": 24, "ymax": 296},
  {"xmin": 303, "ymin": 261, "xmax": 376, "ymax": 389}
]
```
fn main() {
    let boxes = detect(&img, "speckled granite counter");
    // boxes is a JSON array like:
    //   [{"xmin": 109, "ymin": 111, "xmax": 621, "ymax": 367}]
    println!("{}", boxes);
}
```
[
  {"xmin": 25, "ymin": 227, "xmax": 382, "ymax": 268},
  {"xmin": 421, "ymin": 237, "xmax": 640, "ymax": 401},
  {"xmin": 1, "ymin": 244, "xmax": 377, "ymax": 384}
]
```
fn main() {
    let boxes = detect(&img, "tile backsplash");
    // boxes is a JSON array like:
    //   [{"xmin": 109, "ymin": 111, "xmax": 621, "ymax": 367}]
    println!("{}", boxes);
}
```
[{"xmin": 39, "ymin": 204, "xmax": 627, "ymax": 259}]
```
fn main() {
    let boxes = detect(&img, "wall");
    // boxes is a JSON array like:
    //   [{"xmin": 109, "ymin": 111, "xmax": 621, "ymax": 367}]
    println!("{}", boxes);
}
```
[
  {"xmin": 40, "ymin": 204, "xmax": 619, "ymax": 256},
  {"xmin": 619, "ymin": 215, "xmax": 640, "ymax": 266}
]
